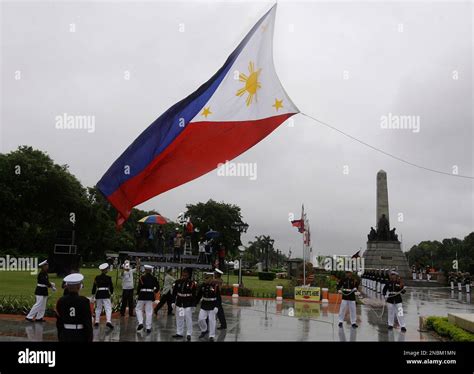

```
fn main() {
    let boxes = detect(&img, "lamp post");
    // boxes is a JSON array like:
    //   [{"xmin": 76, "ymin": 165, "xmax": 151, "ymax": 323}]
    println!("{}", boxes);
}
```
[
  {"xmin": 231, "ymin": 221, "xmax": 248, "ymax": 280},
  {"xmin": 238, "ymin": 245, "xmax": 246, "ymax": 286}
]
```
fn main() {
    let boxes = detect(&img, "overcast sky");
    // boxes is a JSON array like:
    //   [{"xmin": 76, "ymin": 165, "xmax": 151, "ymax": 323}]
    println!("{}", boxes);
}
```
[{"xmin": 1, "ymin": 0, "xmax": 472, "ymax": 258}]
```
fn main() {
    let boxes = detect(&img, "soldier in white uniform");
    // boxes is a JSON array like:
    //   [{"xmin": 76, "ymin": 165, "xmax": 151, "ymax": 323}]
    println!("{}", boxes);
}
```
[
  {"xmin": 136, "ymin": 264, "xmax": 160, "ymax": 333},
  {"xmin": 337, "ymin": 270, "xmax": 359, "ymax": 328},
  {"xmin": 172, "ymin": 267, "xmax": 197, "ymax": 341},
  {"xmin": 26, "ymin": 260, "xmax": 56, "ymax": 322},
  {"xmin": 382, "ymin": 271, "xmax": 407, "ymax": 332},
  {"xmin": 120, "ymin": 261, "xmax": 136, "ymax": 317},
  {"xmin": 92, "ymin": 263, "xmax": 114, "ymax": 329},
  {"xmin": 196, "ymin": 272, "xmax": 220, "ymax": 341}
]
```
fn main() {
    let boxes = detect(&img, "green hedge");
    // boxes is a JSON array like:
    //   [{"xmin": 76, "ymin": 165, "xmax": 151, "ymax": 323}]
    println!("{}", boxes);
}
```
[
  {"xmin": 258, "ymin": 272, "xmax": 276, "ymax": 281},
  {"xmin": 426, "ymin": 316, "xmax": 474, "ymax": 342},
  {"xmin": 220, "ymin": 285, "xmax": 253, "ymax": 297}
]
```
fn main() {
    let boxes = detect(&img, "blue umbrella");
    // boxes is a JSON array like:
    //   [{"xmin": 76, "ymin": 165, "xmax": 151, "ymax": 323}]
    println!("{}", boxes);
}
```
[{"xmin": 205, "ymin": 230, "xmax": 220, "ymax": 239}]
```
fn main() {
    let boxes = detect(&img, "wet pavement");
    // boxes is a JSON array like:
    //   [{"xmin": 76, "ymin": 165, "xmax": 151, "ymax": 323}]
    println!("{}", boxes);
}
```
[{"xmin": 0, "ymin": 287, "xmax": 471, "ymax": 341}]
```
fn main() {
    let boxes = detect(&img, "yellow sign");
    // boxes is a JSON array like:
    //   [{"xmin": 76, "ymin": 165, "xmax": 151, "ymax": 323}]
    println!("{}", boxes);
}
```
[
  {"xmin": 294, "ymin": 286, "xmax": 321, "ymax": 301},
  {"xmin": 294, "ymin": 301, "xmax": 320, "ymax": 318}
]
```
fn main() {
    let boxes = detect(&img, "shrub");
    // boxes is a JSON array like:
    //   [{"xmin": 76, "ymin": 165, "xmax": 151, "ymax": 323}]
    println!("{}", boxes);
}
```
[
  {"xmin": 258, "ymin": 272, "xmax": 276, "ymax": 281},
  {"xmin": 426, "ymin": 316, "xmax": 474, "ymax": 342}
]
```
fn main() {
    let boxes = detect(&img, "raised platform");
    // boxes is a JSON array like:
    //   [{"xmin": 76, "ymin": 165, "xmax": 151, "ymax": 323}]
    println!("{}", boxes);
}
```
[
  {"xmin": 448, "ymin": 313, "xmax": 474, "ymax": 333},
  {"xmin": 363, "ymin": 240, "xmax": 410, "ymax": 279}
]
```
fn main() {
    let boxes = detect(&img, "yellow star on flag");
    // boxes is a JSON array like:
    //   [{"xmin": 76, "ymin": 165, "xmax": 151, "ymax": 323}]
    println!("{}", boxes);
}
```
[
  {"xmin": 272, "ymin": 98, "xmax": 283, "ymax": 111},
  {"xmin": 201, "ymin": 107, "xmax": 212, "ymax": 118}
]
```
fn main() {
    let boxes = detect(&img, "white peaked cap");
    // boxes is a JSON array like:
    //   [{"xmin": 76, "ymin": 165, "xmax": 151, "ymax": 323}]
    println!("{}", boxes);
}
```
[
  {"xmin": 64, "ymin": 273, "xmax": 84, "ymax": 285},
  {"xmin": 99, "ymin": 263, "xmax": 109, "ymax": 270}
]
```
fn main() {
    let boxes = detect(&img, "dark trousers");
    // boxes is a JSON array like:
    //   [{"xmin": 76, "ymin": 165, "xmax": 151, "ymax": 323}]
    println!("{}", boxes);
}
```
[
  {"xmin": 154, "ymin": 292, "xmax": 173, "ymax": 315},
  {"xmin": 120, "ymin": 289, "xmax": 134, "ymax": 316},
  {"xmin": 217, "ymin": 302, "xmax": 227, "ymax": 328},
  {"xmin": 173, "ymin": 247, "xmax": 181, "ymax": 262}
]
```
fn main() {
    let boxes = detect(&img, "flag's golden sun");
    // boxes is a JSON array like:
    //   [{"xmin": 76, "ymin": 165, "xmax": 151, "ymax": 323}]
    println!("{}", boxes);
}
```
[{"xmin": 236, "ymin": 61, "xmax": 262, "ymax": 106}]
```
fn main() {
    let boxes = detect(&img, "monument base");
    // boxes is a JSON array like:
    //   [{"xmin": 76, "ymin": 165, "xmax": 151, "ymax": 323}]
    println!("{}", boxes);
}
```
[{"xmin": 363, "ymin": 241, "xmax": 410, "ymax": 279}]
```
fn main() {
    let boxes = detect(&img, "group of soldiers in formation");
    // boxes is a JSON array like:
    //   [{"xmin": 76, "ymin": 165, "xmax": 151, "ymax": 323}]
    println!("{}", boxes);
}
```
[
  {"xmin": 447, "ymin": 272, "xmax": 471, "ymax": 293},
  {"xmin": 337, "ymin": 269, "xmax": 407, "ymax": 331},
  {"xmin": 25, "ymin": 260, "xmax": 227, "ymax": 342}
]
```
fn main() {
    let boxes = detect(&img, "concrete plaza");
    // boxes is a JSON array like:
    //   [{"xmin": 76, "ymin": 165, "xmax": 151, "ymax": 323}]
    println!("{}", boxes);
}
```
[{"xmin": 0, "ymin": 287, "xmax": 471, "ymax": 342}]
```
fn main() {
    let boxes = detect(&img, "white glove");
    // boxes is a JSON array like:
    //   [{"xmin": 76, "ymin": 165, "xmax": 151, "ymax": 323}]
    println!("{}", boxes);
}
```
[
  {"xmin": 50, "ymin": 282, "xmax": 56, "ymax": 288},
  {"xmin": 352, "ymin": 288, "xmax": 357, "ymax": 292},
  {"xmin": 338, "ymin": 290, "xmax": 342, "ymax": 294},
  {"xmin": 213, "ymin": 307, "xmax": 218, "ymax": 313},
  {"xmin": 153, "ymin": 300, "xmax": 159, "ymax": 305},
  {"xmin": 51, "ymin": 287, "xmax": 57, "ymax": 292},
  {"xmin": 90, "ymin": 296, "xmax": 96, "ymax": 303},
  {"xmin": 171, "ymin": 303, "xmax": 176, "ymax": 309},
  {"xmin": 355, "ymin": 291, "xmax": 361, "ymax": 296}
]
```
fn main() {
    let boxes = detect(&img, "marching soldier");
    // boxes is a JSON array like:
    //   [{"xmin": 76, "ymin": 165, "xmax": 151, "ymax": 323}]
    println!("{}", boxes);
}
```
[
  {"xmin": 26, "ymin": 260, "xmax": 56, "ymax": 322},
  {"xmin": 136, "ymin": 264, "xmax": 160, "ymax": 333},
  {"xmin": 92, "ymin": 263, "xmax": 114, "ymax": 329},
  {"xmin": 55, "ymin": 273, "xmax": 93, "ymax": 342},
  {"xmin": 337, "ymin": 270, "xmax": 359, "ymax": 328},
  {"xmin": 213, "ymin": 268, "xmax": 227, "ymax": 329},
  {"xmin": 172, "ymin": 267, "xmax": 197, "ymax": 341},
  {"xmin": 449, "ymin": 272, "xmax": 456, "ymax": 290},
  {"xmin": 196, "ymin": 272, "xmax": 220, "ymax": 341},
  {"xmin": 382, "ymin": 270, "xmax": 407, "ymax": 332},
  {"xmin": 154, "ymin": 267, "xmax": 175, "ymax": 316},
  {"xmin": 464, "ymin": 272, "xmax": 471, "ymax": 293},
  {"xmin": 457, "ymin": 272, "xmax": 464, "ymax": 292}
]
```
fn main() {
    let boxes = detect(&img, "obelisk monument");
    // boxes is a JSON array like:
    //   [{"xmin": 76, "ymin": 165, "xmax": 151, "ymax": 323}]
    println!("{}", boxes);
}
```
[
  {"xmin": 363, "ymin": 170, "xmax": 410, "ymax": 278},
  {"xmin": 376, "ymin": 170, "xmax": 389, "ymax": 229}
]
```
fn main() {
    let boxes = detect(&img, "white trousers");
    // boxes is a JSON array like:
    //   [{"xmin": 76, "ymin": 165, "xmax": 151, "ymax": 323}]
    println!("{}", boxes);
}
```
[
  {"xmin": 376, "ymin": 282, "xmax": 381, "ymax": 293},
  {"xmin": 387, "ymin": 302, "xmax": 406, "ymax": 328},
  {"xmin": 27, "ymin": 295, "xmax": 48, "ymax": 319},
  {"xmin": 450, "ymin": 281, "xmax": 454, "ymax": 290},
  {"xmin": 412, "ymin": 273, "xmax": 416, "ymax": 280},
  {"xmin": 95, "ymin": 298, "xmax": 112, "ymax": 323},
  {"xmin": 136, "ymin": 300, "xmax": 153, "ymax": 329},
  {"xmin": 176, "ymin": 307, "xmax": 193, "ymax": 336},
  {"xmin": 458, "ymin": 283, "xmax": 462, "ymax": 291},
  {"xmin": 466, "ymin": 284, "xmax": 470, "ymax": 293},
  {"xmin": 198, "ymin": 308, "xmax": 217, "ymax": 338},
  {"xmin": 338, "ymin": 300, "xmax": 356, "ymax": 324}
]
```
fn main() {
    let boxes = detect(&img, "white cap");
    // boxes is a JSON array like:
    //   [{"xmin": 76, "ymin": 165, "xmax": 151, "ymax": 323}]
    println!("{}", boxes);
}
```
[
  {"xmin": 390, "ymin": 270, "xmax": 399, "ymax": 275},
  {"xmin": 204, "ymin": 272, "xmax": 214, "ymax": 276},
  {"xmin": 39, "ymin": 260, "xmax": 48, "ymax": 267},
  {"xmin": 63, "ymin": 273, "xmax": 84, "ymax": 285},
  {"xmin": 214, "ymin": 268, "xmax": 223, "ymax": 275},
  {"xmin": 144, "ymin": 264, "xmax": 154, "ymax": 270},
  {"xmin": 99, "ymin": 263, "xmax": 109, "ymax": 270}
]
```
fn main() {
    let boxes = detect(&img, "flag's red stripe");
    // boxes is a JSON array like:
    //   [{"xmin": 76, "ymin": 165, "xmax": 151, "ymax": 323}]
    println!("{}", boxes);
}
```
[{"xmin": 108, "ymin": 113, "xmax": 295, "ymax": 219}]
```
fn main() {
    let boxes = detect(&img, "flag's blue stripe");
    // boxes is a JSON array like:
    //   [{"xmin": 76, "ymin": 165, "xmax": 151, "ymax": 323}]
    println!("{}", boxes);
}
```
[{"xmin": 98, "ymin": 6, "xmax": 273, "ymax": 197}]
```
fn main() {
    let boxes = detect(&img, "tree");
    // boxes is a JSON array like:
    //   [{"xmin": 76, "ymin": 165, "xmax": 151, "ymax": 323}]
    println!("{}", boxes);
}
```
[
  {"xmin": 247, "ymin": 235, "xmax": 276, "ymax": 271},
  {"xmin": 185, "ymin": 199, "xmax": 246, "ymax": 256}
]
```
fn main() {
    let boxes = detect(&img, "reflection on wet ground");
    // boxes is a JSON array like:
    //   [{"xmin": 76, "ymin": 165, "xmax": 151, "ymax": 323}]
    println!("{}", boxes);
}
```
[{"xmin": 0, "ymin": 287, "xmax": 471, "ymax": 341}]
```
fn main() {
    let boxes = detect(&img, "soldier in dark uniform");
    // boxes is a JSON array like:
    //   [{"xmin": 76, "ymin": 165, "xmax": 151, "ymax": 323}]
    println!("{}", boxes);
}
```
[
  {"xmin": 448, "ymin": 272, "xmax": 456, "ymax": 290},
  {"xmin": 382, "ymin": 270, "xmax": 407, "ymax": 332},
  {"xmin": 196, "ymin": 272, "xmax": 220, "ymax": 341},
  {"xmin": 337, "ymin": 270, "xmax": 359, "ymax": 328},
  {"xmin": 55, "ymin": 273, "xmax": 93, "ymax": 342},
  {"xmin": 172, "ymin": 267, "xmax": 197, "ymax": 341},
  {"xmin": 92, "ymin": 263, "xmax": 114, "ymax": 329},
  {"xmin": 26, "ymin": 260, "xmax": 56, "ymax": 322},
  {"xmin": 136, "ymin": 264, "xmax": 160, "ymax": 333},
  {"xmin": 456, "ymin": 272, "xmax": 464, "ymax": 292},
  {"xmin": 213, "ymin": 268, "xmax": 227, "ymax": 330},
  {"xmin": 464, "ymin": 273, "xmax": 471, "ymax": 293}
]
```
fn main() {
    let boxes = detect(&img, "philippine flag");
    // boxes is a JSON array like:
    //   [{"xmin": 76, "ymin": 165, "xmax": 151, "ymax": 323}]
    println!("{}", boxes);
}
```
[{"xmin": 97, "ymin": 4, "xmax": 299, "ymax": 225}]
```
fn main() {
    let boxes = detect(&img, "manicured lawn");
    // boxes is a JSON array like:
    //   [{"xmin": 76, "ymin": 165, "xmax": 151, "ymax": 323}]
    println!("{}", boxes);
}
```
[{"xmin": 0, "ymin": 269, "xmax": 293, "ymax": 301}]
